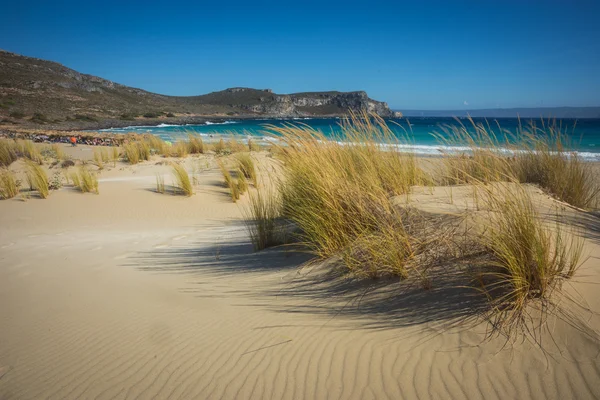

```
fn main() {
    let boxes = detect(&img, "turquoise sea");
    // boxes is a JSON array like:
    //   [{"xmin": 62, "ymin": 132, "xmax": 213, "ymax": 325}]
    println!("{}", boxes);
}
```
[{"xmin": 100, "ymin": 117, "xmax": 600, "ymax": 161}]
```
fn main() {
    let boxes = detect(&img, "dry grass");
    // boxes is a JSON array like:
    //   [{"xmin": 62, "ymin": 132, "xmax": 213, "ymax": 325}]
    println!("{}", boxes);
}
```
[
  {"xmin": 19, "ymin": 140, "xmax": 43, "ymax": 164},
  {"xmin": 236, "ymin": 153, "xmax": 257, "ymax": 186},
  {"xmin": 71, "ymin": 166, "xmax": 99, "ymax": 194},
  {"xmin": 24, "ymin": 160, "xmax": 49, "ymax": 198},
  {"xmin": 266, "ymin": 112, "xmax": 430, "ymax": 277},
  {"xmin": 172, "ymin": 141, "xmax": 189, "ymax": 158},
  {"xmin": 171, "ymin": 163, "xmax": 193, "ymax": 196},
  {"xmin": 93, "ymin": 148, "xmax": 105, "ymax": 169},
  {"xmin": 438, "ymin": 117, "xmax": 599, "ymax": 209},
  {"xmin": 0, "ymin": 139, "xmax": 19, "ymax": 166},
  {"xmin": 50, "ymin": 144, "xmax": 66, "ymax": 160},
  {"xmin": 213, "ymin": 138, "xmax": 227, "ymax": 155},
  {"xmin": 218, "ymin": 160, "xmax": 239, "ymax": 202},
  {"xmin": 243, "ymin": 186, "xmax": 284, "ymax": 251},
  {"xmin": 0, "ymin": 168, "xmax": 19, "ymax": 199},
  {"xmin": 156, "ymin": 173, "xmax": 165, "ymax": 194},
  {"xmin": 474, "ymin": 182, "xmax": 584, "ymax": 333},
  {"xmin": 237, "ymin": 168, "xmax": 248, "ymax": 194},
  {"xmin": 111, "ymin": 147, "xmax": 120, "ymax": 166},
  {"xmin": 188, "ymin": 133, "xmax": 205, "ymax": 154},
  {"xmin": 123, "ymin": 141, "xmax": 151, "ymax": 164}
]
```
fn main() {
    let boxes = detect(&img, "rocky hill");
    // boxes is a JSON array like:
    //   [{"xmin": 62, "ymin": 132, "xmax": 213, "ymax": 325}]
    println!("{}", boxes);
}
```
[{"xmin": 0, "ymin": 50, "xmax": 393, "ymax": 129}]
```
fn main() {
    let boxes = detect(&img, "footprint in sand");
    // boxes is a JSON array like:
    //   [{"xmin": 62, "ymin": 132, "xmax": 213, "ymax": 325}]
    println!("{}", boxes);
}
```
[
  {"xmin": 0, "ymin": 242, "xmax": 15, "ymax": 249},
  {"xmin": 173, "ymin": 235, "xmax": 187, "ymax": 241}
]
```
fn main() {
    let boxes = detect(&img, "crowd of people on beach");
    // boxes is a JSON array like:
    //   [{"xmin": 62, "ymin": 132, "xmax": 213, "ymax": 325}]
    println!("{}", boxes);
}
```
[{"xmin": 0, "ymin": 129, "xmax": 125, "ymax": 146}]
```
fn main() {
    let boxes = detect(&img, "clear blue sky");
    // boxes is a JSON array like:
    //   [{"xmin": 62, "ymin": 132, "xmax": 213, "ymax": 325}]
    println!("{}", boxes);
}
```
[{"xmin": 2, "ymin": 0, "xmax": 599, "ymax": 110}]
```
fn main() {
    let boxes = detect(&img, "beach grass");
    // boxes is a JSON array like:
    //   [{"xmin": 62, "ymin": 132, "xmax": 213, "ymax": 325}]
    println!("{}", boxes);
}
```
[
  {"xmin": 172, "ymin": 140, "xmax": 189, "ymax": 158},
  {"xmin": 71, "ymin": 166, "xmax": 99, "ymax": 194},
  {"xmin": 0, "ymin": 168, "xmax": 19, "ymax": 199},
  {"xmin": 236, "ymin": 153, "xmax": 257, "ymax": 186},
  {"xmin": 237, "ymin": 168, "xmax": 248, "ymax": 194},
  {"xmin": 93, "ymin": 148, "xmax": 105, "ymax": 169},
  {"xmin": 171, "ymin": 163, "xmax": 193, "ymax": 196},
  {"xmin": 19, "ymin": 140, "xmax": 43, "ymax": 165},
  {"xmin": 266, "ymin": 112, "xmax": 429, "ymax": 276},
  {"xmin": 243, "ymin": 186, "xmax": 284, "ymax": 251},
  {"xmin": 218, "ymin": 160, "xmax": 239, "ymax": 201},
  {"xmin": 0, "ymin": 139, "xmax": 19, "ymax": 166},
  {"xmin": 474, "ymin": 182, "xmax": 584, "ymax": 332},
  {"xmin": 188, "ymin": 133, "xmax": 205, "ymax": 154},
  {"xmin": 156, "ymin": 173, "xmax": 165, "ymax": 194},
  {"xmin": 439, "ymin": 117, "xmax": 599, "ymax": 209},
  {"xmin": 24, "ymin": 160, "xmax": 49, "ymax": 198}
]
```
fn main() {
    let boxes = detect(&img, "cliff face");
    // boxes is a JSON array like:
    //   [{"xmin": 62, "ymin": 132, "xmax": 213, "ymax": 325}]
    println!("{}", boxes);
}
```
[
  {"xmin": 0, "ymin": 50, "xmax": 393, "ymax": 128},
  {"xmin": 232, "ymin": 89, "xmax": 393, "ymax": 117}
]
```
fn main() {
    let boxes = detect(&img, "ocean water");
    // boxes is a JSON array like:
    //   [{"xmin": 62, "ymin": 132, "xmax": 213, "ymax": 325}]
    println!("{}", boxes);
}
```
[{"xmin": 100, "ymin": 117, "xmax": 600, "ymax": 161}]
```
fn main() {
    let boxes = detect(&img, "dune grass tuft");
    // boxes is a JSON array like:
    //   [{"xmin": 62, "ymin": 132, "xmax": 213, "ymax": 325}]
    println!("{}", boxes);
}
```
[
  {"xmin": 474, "ymin": 182, "xmax": 584, "ymax": 332},
  {"xmin": 188, "ymin": 133, "xmax": 205, "ymax": 154},
  {"xmin": 156, "ymin": 173, "xmax": 165, "ymax": 194},
  {"xmin": 71, "ymin": 166, "xmax": 99, "ymax": 194},
  {"xmin": 171, "ymin": 163, "xmax": 193, "ymax": 196},
  {"xmin": 93, "ymin": 148, "xmax": 105, "ymax": 169},
  {"xmin": 243, "ymin": 186, "xmax": 284, "ymax": 251},
  {"xmin": 266, "ymin": 112, "xmax": 430, "ymax": 276},
  {"xmin": 218, "ymin": 160, "xmax": 239, "ymax": 202},
  {"xmin": 236, "ymin": 153, "xmax": 257, "ymax": 186},
  {"xmin": 439, "ymin": 117, "xmax": 599, "ymax": 209},
  {"xmin": 0, "ymin": 139, "xmax": 19, "ymax": 166},
  {"xmin": 237, "ymin": 168, "xmax": 248, "ymax": 194},
  {"xmin": 172, "ymin": 140, "xmax": 189, "ymax": 158},
  {"xmin": 0, "ymin": 168, "xmax": 19, "ymax": 199},
  {"xmin": 24, "ymin": 160, "xmax": 49, "ymax": 198},
  {"xmin": 19, "ymin": 140, "xmax": 43, "ymax": 164}
]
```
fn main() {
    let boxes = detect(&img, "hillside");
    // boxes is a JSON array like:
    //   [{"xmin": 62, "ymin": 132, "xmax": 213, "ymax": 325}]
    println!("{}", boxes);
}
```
[{"xmin": 0, "ymin": 50, "xmax": 393, "ymax": 129}]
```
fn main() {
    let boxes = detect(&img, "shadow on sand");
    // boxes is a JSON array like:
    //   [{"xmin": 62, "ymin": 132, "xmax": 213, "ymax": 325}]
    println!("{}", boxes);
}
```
[{"xmin": 124, "ymin": 221, "xmax": 490, "ymax": 332}]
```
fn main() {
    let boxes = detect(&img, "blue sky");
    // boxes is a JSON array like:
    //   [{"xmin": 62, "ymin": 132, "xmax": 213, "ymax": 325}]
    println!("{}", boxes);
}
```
[{"xmin": 1, "ymin": 0, "xmax": 599, "ymax": 110}]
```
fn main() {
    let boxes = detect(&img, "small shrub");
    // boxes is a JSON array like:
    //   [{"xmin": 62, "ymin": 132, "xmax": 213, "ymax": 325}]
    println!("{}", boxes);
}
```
[
  {"xmin": 9, "ymin": 111, "xmax": 25, "ymax": 119},
  {"xmin": 49, "ymin": 172, "xmax": 63, "ymax": 190},
  {"xmin": 0, "ymin": 168, "xmax": 19, "ymax": 199},
  {"xmin": 61, "ymin": 159, "xmax": 75, "ymax": 168},
  {"xmin": 171, "ymin": 163, "xmax": 192, "ymax": 196},
  {"xmin": 120, "ymin": 113, "xmax": 136, "ymax": 120},
  {"xmin": 31, "ymin": 113, "xmax": 48, "ymax": 123},
  {"xmin": 74, "ymin": 114, "xmax": 98, "ymax": 122},
  {"xmin": 143, "ymin": 112, "xmax": 161, "ymax": 118},
  {"xmin": 166, "ymin": 112, "xmax": 175, "ymax": 117},
  {"xmin": 24, "ymin": 160, "xmax": 49, "ymax": 198}
]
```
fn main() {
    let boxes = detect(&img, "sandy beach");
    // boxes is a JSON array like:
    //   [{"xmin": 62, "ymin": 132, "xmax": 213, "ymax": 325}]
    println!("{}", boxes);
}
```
[{"xmin": 1, "ymin": 144, "xmax": 600, "ymax": 400}]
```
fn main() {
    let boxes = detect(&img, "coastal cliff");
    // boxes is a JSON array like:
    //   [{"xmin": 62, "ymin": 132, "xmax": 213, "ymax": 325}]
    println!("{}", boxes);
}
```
[{"xmin": 0, "ymin": 50, "xmax": 394, "ymax": 129}]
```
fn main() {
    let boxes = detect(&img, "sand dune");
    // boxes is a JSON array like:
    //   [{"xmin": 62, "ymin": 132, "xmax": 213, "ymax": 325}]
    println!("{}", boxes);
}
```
[{"xmin": 1, "ymin": 153, "xmax": 600, "ymax": 399}]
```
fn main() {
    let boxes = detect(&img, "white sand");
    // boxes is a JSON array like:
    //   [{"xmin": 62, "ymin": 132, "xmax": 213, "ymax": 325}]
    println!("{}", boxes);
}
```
[{"xmin": 1, "ymin": 148, "xmax": 600, "ymax": 399}]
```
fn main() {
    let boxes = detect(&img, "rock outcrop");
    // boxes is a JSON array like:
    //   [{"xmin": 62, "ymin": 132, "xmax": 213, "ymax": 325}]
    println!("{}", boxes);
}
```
[{"xmin": 0, "ymin": 50, "xmax": 394, "ymax": 128}]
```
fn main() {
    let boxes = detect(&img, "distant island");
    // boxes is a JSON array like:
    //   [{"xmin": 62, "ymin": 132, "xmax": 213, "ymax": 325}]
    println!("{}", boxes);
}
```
[
  {"xmin": 400, "ymin": 107, "xmax": 600, "ymax": 119},
  {"xmin": 0, "ymin": 50, "xmax": 394, "ymax": 130}
]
